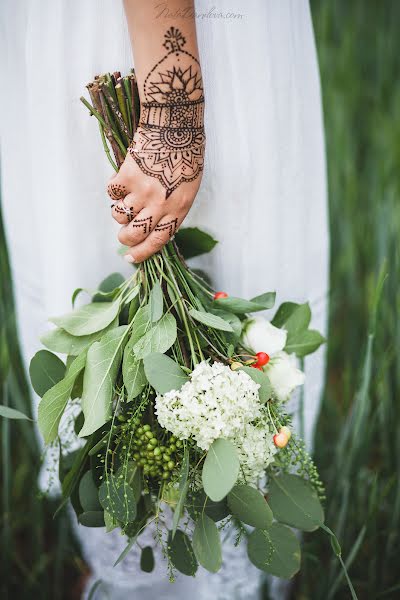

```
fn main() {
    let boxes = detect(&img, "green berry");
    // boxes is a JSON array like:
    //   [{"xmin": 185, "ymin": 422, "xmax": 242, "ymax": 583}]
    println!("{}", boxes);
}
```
[
  {"xmin": 162, "ymin": 471, "xmax": 170, "ymax": 480},
  {"xmin": 145, "ymin": 430, "xmax": 153, "ymax": 440},
  {"xmin": 167, "ymin": 460, "xmax": 175, "ymax": 470},
  {"xmin": 150, "ymin": 438, "xmax": 158, "ymax": 447},
  {"xmin": 146, "ymin": 443, "xmax": 153, "ymax": 451},
  {"xmin": 143, "ymin": 424, "xmax": 151, "ymax": 432},
  {"xmin": 153, "ymin": 447, "xmax": 161, "ymax": 456},
  {"xmin": 137, "ymin": 427, "xmax": 143, "ymax": 435},
  {"xmin": 163, "ymin": 453, "xmax": 170, "ymax": 462},
  {"xmin": 169, "ymin": 443, "xmax": 176, "ymax": 452}
]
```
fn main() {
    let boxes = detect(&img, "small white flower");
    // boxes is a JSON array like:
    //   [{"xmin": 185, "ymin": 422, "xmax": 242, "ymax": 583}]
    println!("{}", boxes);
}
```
[
  {"xmin": 266, "ymin": 351, "xmax": 305, "ymax": 401},
  {"xmin": 242, "ymin": 317, "xmax": 287, "ymax": 356}
]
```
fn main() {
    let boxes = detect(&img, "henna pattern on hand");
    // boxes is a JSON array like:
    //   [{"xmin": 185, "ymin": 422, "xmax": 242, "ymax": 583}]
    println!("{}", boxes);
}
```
[
  {"xmin": 108, "ymin": 183, "xmax": 127, "ymax": 200},
  {"xmin": 154, "ymin": 218, "xmax": 178, "ymax": 238},
  {"xmin": 113, "ymin": 204, "xmax": 136, "ymax": 222},
  {"xmin": 130, "ymin": 216, "xmax": 153, "ymax": 234},
  {"xmin": 129, "ymin": 27, "xmax": 205, "ymax": 198}
]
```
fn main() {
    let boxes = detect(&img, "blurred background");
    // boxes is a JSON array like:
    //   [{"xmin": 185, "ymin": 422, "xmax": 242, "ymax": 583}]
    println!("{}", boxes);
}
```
[{"xmin": 1, "ymin": 1, "xmax": 399, "ymax": 598}]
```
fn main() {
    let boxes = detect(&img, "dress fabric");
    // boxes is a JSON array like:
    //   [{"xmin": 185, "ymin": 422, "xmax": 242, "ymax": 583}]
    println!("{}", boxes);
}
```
[{"xmin": 0, "ymin": 1, "xmax": 329, "ymax": 599}]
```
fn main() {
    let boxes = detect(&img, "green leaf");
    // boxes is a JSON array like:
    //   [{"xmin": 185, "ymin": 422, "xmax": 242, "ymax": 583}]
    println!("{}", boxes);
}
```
[
  {"xmin": 210, "ymin": 309, "xmax": 242, "ymax": 338},
  {"xmin": 227, "ymin": 485, "xmax": 273, "ymax": 529},
  {"xmin": 29, "ymin": 350, "xmax": 66, "ymax": 397},
  {"xmin": 250, "ymin": 292, "xmax": 276, "ymax": 310},
  {"xmin": 40, "ymin": 319, "xmax": 118, "ymax": 356},
  {"xmin": 172, "ymin": 445, "xmax": 189, "ymax": 537},
  {"xmin": 271, "ymin": 302, "xmax": 300, "ymax": 328},
  {"xmin": 268, "ymin": 473, "xmax": 324, "ymax": 532},
  {"xmin": 0, "ymin": 405, "xmax": 32, "ymax": 421},
  {"xmin": 247, "ymin": 523, "xmax": 301, "ymax": 579},
  {"xmin": 189, "ymin": 308, "xmax": 234, "ymax": 332},
  {"xmin": 98, "ymin": 272, "xmax": 125, "ymax": 294},
  {"xmin": 79, "ymin": 326, "xmax": 128, "ymax": 437},
  {"xmin": 99, "ymin": 474, "xmax": 137, "ymax": 523},
  {"xmin": 187, "ymin": 491, "xmax": 230, "ymax": 522},
  {"xmin": 78, "ymin": 471, "xmax": 102, "ymax": 512},
  {"xmin": 143, "ymin": 353, "xmax": 189, "ymax": 394},
  {"xmin": 240, "ymin": 366, "xmax": 272, "ymax": 401},
  {"xmin": 130, "ymin": 305, "xmax": 151, "ymax": 345},
  {"xmin": 122, "ymin": 341, "xmax": 146, "ymax": 401},
  {"xmin": 58, "ymin": 439, "xmax": 92, "ymax": 516},
  {"xmin": 132, "ymin": 313, "xmax": 177, "ymax": 359},
  {"xmin": 213, "ymin": 296, "xmax": 268, "ymax": 314},
  {"xmin": 116, "ymin": 461, "xmax": 142, "ymax": 502},
  {"xmin": 168, "ymin": 530, "xmax": 198, "ymax": 576},
  {"xmin": 149, "ymin": 282, "xmax": 164, "ymax": 322},
  {"xmin": 113, "ymin": 537, "xmax": 137, "ymax": 567},
  {"xmin": 192, "ymin": 514, "xmax": 222, "ymax": 573},
  {"xmin": 175, "ymin": 227, "xmax": 218, "ymax": 259},
  {"xmin": 285, "ymin": 329, "xmax": 325, "ymax": 357},
  {"xmin": 51, "ymin": 299, "xmax": 121, "ymax": 336},
  {"xmin": 104, "ymin": 510, "xmax": 119, "ymax": 533},
  {"xmin": 272, "ymin": 302, "xmax": 311, "ymax": 338},
  {"xmin": 202, "ymin": 438, "xmax": 239, "ymax": 501},
  {"xmin": 38, "ymin": 351, "xmax": 87, "ymax": 443},
  {"xmin": 78, "ymin": 511, "xmax": 105, "ymax": 527},
  {"xmin": 140, "ymin": 547, "xmax": 155, "ymax": 573}
]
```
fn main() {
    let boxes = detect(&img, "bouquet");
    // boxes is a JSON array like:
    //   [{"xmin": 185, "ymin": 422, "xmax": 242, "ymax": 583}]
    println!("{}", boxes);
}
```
[{"xmin": 28, "ymin": 71, "xmax": 350, "ymax": 587}]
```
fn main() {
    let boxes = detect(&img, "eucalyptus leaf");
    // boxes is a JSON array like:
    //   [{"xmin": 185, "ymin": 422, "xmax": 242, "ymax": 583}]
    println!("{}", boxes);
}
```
[
  {"xmin": 0, "ymin": 405, "xmax": 32, "ymax": 421},
  {"xmin": 29, "ymin": 350, "xmax": 66, "ymax": 397},
  {"xmin": 187, "ymin": 490, "xmax": 229, "ymax": 523},
  {"xmin": 149, "ymin": 282, "xmax": 164, "ymax": 322},
  {"xmin": 79, "ymin": 326, "xmax": 128, "ymax": 437},
  {"xmin": 240, "ymin": 366, "xmax": 272, "ymax": 401},
  {"xmin": 140, "ymin": 547, "xmax": 155, "ymax": 573},
  {"xmin": 192, "ymin": 514, "xmax": 222, "ymax": 573},
  {"xmin": 132, "ymin": 313, "xmax": 177, "ymax": 359},
  {"xmin": 116, "ymin": 461, "xmax": 142, "ymax": 502},
  {"xmin": 143, "ymin": 353, "xmax": 189, "ymax": 394},
  {"xmin": 99, "ymin": 474, "xmax": 137, "ymax": 523},
  {"xmin": 202, "ymin": 438, "xmax": 239, "ymax": 501},
  {"xmin": 227, "ymin": 485, "xmax": 273, "ymax": 529},
  {"xmin": 247, "ymin": 523, "xmax": 301, "ymax": 579},
  {"xmin": 273, "ymin": 302, "xmax": 311, "ymax": 338},
  {"xmin": 168, "ymin": 530, "xmax": 198, "ymax": 576},
  {"xmin": 213, "ymin": 296, "xmax": 268, "ymax": 314},
  {"xmin": 268, "ymin": 473, "xmax": 324, "ymax": 531},
  {"xmin": 40, "ymin": 319, "xmax": 119, "ymax": 356},
  {"xmin": 104, "ymin": 510, "xmax": 119, "ymax": 533},
  {"xmin": 130, "ymin": 305, "xmax": 151, "ymax": 345},
  {"xmin": 78, "ymin": 511, "xmax": 105, "ymax": 528},
  {"xmin": 114, "ymin": 537, "xmax": 137, "ymax": 567},
  {"xmin": 51, "ymin": 299, "xmax": 121, "ymax": 336},
  {"xmin": 79, "ymin": 471, "xmax": 102, "ymax": 512},
  {"xmin": 271, "ymin": 302, "xmax": 300, "ymax": 328},
  {"xmin": 188, "ymin": 308, "xmax": 234, "ymax": 332},
  {"xmin": 38, "ymin": 350, "xmax": 87, "ymax": 444},
  {"xmin": 122, "ymin": 342, "xmax": 146, "ymax": 401}
]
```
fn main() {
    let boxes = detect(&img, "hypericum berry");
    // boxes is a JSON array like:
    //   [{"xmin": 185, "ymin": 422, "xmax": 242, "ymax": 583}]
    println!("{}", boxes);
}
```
[
  {"xmin": 280, "ymin": 426, "xmax": 291, "ymax": 440},
  {"xmin": 251, "ymin": 364, "xmax": 263, "ymax": 371},
  {"xmin": 255, "ymin": 352, "xmax": 270, "ymax": 367},
  {"xmin": 213, "ymin": 291, "xmax": 228, "ymax": 300},
  {"xmin": 273, "ymin": 432, "xmax": 289, "ymax": 448}
]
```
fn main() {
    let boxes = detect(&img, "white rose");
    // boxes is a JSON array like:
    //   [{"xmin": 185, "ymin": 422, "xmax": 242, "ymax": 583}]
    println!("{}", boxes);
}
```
[
  {"xmin": 266, "ymin": 351, "xmax": 305, "ymax": 401},
  {"xmin": 242, "ymin": 317, "xmax": 287, "ymax": 356}
]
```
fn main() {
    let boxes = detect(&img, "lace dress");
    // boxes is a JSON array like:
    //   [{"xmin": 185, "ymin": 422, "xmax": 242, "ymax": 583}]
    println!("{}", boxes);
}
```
[{"xmin": 0, "ymin": 1, "xmax": 328, "ymax": 598}]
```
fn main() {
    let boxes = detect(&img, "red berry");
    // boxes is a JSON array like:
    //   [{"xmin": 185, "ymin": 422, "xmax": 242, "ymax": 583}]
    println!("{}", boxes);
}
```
[
  {"xmin": 213, "ymin": 291, "xmax": 228, "ymax": 300},
  {"xmin": 273, "ymin": 432, "xmax": 289, "ymax": 448},
  {"xmin": 255, "ymin": 352, "xmax": 270, "ymax": 367}
]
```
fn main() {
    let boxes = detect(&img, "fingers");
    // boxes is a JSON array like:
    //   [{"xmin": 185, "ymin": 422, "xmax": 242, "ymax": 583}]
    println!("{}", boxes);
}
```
[
  {"xmin": 124, "ymin": 217, "xmax": 179, "ymax": 263},
  {"xmin": 118, "ymin": 207, "xmax": 163, "ymax": 247},
  {"xmin": 111, "ymin": 193, "xmax": 144, "ymax": 225}
]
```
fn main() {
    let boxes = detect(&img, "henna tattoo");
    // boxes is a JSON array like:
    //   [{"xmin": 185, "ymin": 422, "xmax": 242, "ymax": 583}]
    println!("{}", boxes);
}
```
[
  {"xmin": 129, "ymin": 27, "xmax": 205, "ymax": 198},
  {"xmin": 107, "ymin": 183, "xmax": 127, "ymax": 200},
  {"xmin": 154, "ymin": 218, "xmax": 178, "ymax": 237},
  {"xmin": 113, "ymin": 204, "xmax": 136, "ymax": 222},
  {"xmin": 130, "ymin": 216, "xmax": 153, "ymax": 235}
]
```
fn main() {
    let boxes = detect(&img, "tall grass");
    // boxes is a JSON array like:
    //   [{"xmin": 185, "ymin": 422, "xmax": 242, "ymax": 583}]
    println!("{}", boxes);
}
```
[
  {"xmin": 1, "ymin": 1, "xmax": 399, "ymax": 598},
  {"xmin": 295, "ymin": 2, "xmax": 400, "ymax": 598}
]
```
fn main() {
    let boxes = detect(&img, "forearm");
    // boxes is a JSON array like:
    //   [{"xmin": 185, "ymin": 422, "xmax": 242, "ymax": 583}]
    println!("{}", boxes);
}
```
[{"xmin": 123, "ymin": 0, "xmax": 202, "ymax": 103}]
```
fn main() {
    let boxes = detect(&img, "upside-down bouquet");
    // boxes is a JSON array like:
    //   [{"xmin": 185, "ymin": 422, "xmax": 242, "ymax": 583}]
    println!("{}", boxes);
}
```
[{"xmin": 29, "ymin": 71, "xmax": 348, "ymax": 585}]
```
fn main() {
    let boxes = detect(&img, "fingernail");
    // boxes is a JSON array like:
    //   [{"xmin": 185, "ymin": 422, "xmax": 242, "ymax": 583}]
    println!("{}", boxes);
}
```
[{"xmin": 124, "ymin": 254, "xmax": 135, "ymax": 263}]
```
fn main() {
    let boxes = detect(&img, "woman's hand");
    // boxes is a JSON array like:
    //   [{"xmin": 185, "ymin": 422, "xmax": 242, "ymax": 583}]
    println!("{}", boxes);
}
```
[
  {"xmin": 107, "ymin": 147, "xmax": 203, "ymax": 263},
  {"xmin": 112, "ymin": 2, "xmax": 205, "ymax": 263}
]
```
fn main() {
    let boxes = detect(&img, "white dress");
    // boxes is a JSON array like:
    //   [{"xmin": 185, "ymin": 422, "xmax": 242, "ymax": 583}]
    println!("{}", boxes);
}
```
[{"xmin": 0, "ymin": 1, "xmax": 329, "ymax": 598}]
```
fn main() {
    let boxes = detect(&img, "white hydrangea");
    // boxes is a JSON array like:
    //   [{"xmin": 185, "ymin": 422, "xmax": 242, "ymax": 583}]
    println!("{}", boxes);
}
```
[
  {"xmin": 233, "ymin": 418, "xmax": 277, "ymax": 483},
  {"xmin": 155, "ymin": 361, "xmax": 262, "ymax": 450}
]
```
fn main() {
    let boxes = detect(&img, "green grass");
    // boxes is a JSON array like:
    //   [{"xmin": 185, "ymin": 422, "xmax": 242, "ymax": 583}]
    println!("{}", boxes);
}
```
[{"xmin": 1, "ymin": 1, "xmax": 400, "ymax": 598}]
